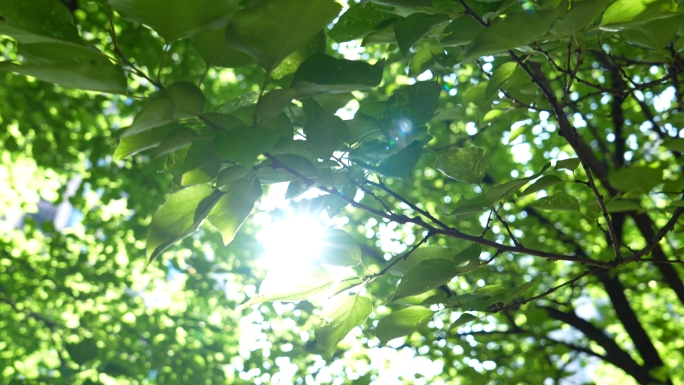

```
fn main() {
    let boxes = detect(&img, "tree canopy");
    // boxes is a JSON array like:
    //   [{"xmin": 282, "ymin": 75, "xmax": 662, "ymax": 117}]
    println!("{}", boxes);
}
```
[{"xmin": 1, "ymin": 0, "xmax": 684, "ymax": 384}]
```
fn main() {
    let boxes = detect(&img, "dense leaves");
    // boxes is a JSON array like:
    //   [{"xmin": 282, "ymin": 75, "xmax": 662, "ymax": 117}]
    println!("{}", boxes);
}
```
[{"xmin": 2, "ymin": 0, "xmax": 684, "ymax": 383}]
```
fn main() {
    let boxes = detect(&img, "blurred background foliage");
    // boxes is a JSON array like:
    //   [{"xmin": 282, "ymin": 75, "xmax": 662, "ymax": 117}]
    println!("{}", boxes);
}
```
[{"xmin": 1, "ymin": 0, "xmax": 684, "ymax": 384}]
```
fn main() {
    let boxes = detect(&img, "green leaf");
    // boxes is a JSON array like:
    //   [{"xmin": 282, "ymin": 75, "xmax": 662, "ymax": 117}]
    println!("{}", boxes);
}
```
[
  {"xmin": 258, "ymin": 154, "xmax": 319, "ymax": 183},
  {"xmin": 163, "ymin": 81, "xmax": 206, "ymax": 119},
  {"xmin": 453, "ymin": 243, "xmax": 481, "ymax": 272},
  {"xmin": 465, "ymin": 10, "xmax": 559, "ymax": 60},
  {"xmin": 519, "ymin": 175, "xmax": 564, "ymax": 197},
  {"xmin": 409, "ymin": 45, "xmax": 444, "ymax": 77},
  {"xmin": 292, "ymin": 54, "xmax": 385, "ymax": 96},
  {"xmin": 119, "ymin": 99, "xmax": 174, "ymax": 138},
  {"xmin": 376, "ymin": 307, "xmax": 435, "ymax": 345},
  {"xmin": 328, "ymin": 2, "xmax": 394, "ymax": 43},
  {"xmin": 623, "ymin": 17, "xmax": 681, "ymax": 50},
  {"xmin": 485, "ymin": 62, "xmax": 517, "ymax": 101},
  {"xmin": 380, "ymin": 81, "xmax": 442, "ymax": 138},
  {"xmin": 109, "ymin": 0, "xmax": 237, "ymax": 42},
  {"xmin": 550, "ymin": 0, "xmax": 612, "ymax": 36},
  {"xmin": 114, "ymin": 123, "xmax": 178, "ymax": 160},
  {"xmin": 449, "ymin": 195, "xmax": 489, "ymax": 217},
  {"xmin": 0, "ymin": 44, "xmax": 126, "ymax": 94},
  {"xmin": 373, "ymin": 136, "xmax": 432, "ymax": 178},
  {"xmin": 507, "ymin": 125, "xmax": 528, "ymax": 144},
  {"xmin": 485, "ymin": 177, "xmax": 530, "ymax": 204},
  {"xmin": 435, "ymin": 147, "xmax": 489, "ymax": 184},
  {"xmin": 394, "ymin": 13, "xmax": 450, "ymax": 56},
  {"xmin": 65, "ymin": 338, "xmax": 99, "ymax": 366},
  {"xmin": 207, "ymin": 177, "xmax": 262, "ymax": 245},
  {"xmin": 215, "ymin": 126, "xmax": 282, "ymax": 165},
  {"xmin": 393, "ymin": 259, "xmax": 459, "ymax": 301},
  {"xmin": 0, "ymin": 0, "xmax": 83, "ymax": 44},
  {"xmin": 503, "ymin": 280, "xmax": 536, "ymax": 305},
  {"xmin": 670, "ymin": 200, "xmax": 684, "ymax": 208},
  {"xmin": 600, "ymin": 0, "xmax": 679, "ymax": 31},
  {"xmin": 319, "ymin": 229, "xmax": 362, "ymax": 267},
  {"xmin": 440, "ymin": 16, "xmax": 484, "ymax": 47},
  {"xmin": 147, "ymin": 185, "xmax": 221, "ymax": 261},
  {"xmin": 673, "ymin": 247, "xmax": 684, "ymax": 256},
  {"xmin": 448, "ymin": 313, "xmax": 477, "ymax": 331},
  {"xmin": 608, "ymin": 166, "xmax": 662, "ymax": 192},
  {"xmin": 605, "ymin": 199, "xmax": 641, "ymax": 213},
  {"xmin": 387, "ymin": 247, "xmax": 460, "ymax": 276},
  {"xmin": 530, "ymin": 192, "xmax": 580, "ymax": 212},
  {"xmin": 241, "ymin": 263, "xmax": 340, "ymax": 307},
  {"xmin": 193, "ymin": 27, "xmax": 255, "ymax": 68},
  {"xmin": 555, "ymin": 158, "xmax": 580, "ymax": 171},
  {"xmin": 121, "ymin": 82, "xmax": 205, "ymax": 138},
  {"xmin": 216, "ymin": 166, "xmax": 250, "ymax": 189},
  {"xmin": 255, "ymin": 88, "xmax": 298, "ymax": 122},
  {"xmin": 662, "ymin": 138, "xmax": 684, "ymax": 152},
  {"xmin": 315, "ymin": 295, "xmax": 372, "ymax": 358},
  {"xmin": 272, "ymin": 31, "xmax": 326, "ymax": 80},
  {"xmin": 304, "ymin": 100, "xmax": 351, "ymax": 159},
  {"xmin": 151, "ymin": 127, "xmax": 200, "ymax": 158},
  {"xmin": 224, "ymin": 0, "xmax": 341, "ymax": 72}
]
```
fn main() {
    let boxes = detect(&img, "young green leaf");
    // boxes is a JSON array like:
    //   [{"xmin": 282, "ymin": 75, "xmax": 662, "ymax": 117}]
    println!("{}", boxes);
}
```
[
  {"xmin": 114, "ymin": 123, "xmax": 178, "ymax": 160},
  {"xmin": 193, "ymin": 27, "xmax": 255, "ymax": 68},
  {"xmin": 241, "ymin": 263, "xmax": 339, "ymax": 308},
  {"xmin": 224, "ymin": 0, "xmax": 341, "ymax": 72},
  {"xmin": 485, "ymin": 178, "xmax": 531, "ymax": 204},
  {"xmin": 394, "ymin": 13, "xmax": 450, "ymax": 56},
  {"xmin": 393, "ymin": 259, "xmax": 459, "ymax": 302},
  {"xmin": 0, "ymin": 0, "xmax": 83, "ymax": 45},
  {"xmin": 435, "ymin": 147, "xmax": 489, "ymax": 184},
  {"xmin": 662, "ymin": 138, "xmax": 684, "ymax": 152},
  {"xmin": 271, "ymin": 31, "xmax": 326, "ymax": 80},
  {"xmin": 318, "ymin": 229, "xmax": 362, "ymax": 267},
  {"xmin": 0, "ymin": 46, "xmax": 126, "ymax": 94},
  {"xmin": 519, "ymin": 175, "xmax": 564, "ymax": 197},
  {"xmin": 485, "ymin": 62, "xmax": 517, "ymax": 101},
  {"xmin": 449, "ymin": 195, "xmax": 490, "ymax": 217},
  {"xmin": 530, "ymin": 192, "xmax": 580, "ymax": 212},
  {"xmin": 622, "ymin": 17, "xmax": 680, "ymax": 50},
  {"xmin": 440, "ymin": 16, "xmax": 484, "ymax": 47},
  {"xmin": 372, "ymin": 136, "xmax": 432, "ymax": 178},
  {"xmin": 109, "ymin": 0, "xmax": 237, "ymax": 42},
  {"xmin": 608, "ymin": 166, "xmax": 662, "ymax": 192},
  {"xmin": 303, "ymin": 100, "xmax": 351, "ymax": 160},
  {"xmin": 465, "ymin": 10, "xmax": 559, "ymax": 60},
  {"xmin": 453, "ymin": 243, "xmax": 481, "ymax": 272},
  {"xmin": 376, "ymin": 307, "xmax": 435, "ymax": 345},
  {"xmin": 315, "ymin": 295, "xmax": 372, "ymax": 358},
  {"xmin": 600, "ymin": 0, "xmax": 679, "ymax": 31},
  {"xmin": 147, "ymin": 185, "xmax": 222, "ymax": 261},
  {"xmin": 328, "ymin": 1, "xmax": 394, "ymax": 43},
  {"xmin": 207, "ymin": 177, "xmax": 263, "ymax": 245},
  {"xmin": 215, "ymin": 126, "xmax": 282, "ymax": 165},
  {"xmin": 387, "ymin": 247, "xmax": 460, "ymax": 276},
  {"xmin": 292, "ymin": 54, "xmax": 385, "ymax": 96},
  {"xmin": 448, "ymin": 313, "xmax": 477, "ymax": 331},
  {"xmin": 380, "ymin": 82, "xmax": 442, "ymax": 138},
  {"xmin": 555, "ymin": 158, "xmax": 580, "ymax": 171}
]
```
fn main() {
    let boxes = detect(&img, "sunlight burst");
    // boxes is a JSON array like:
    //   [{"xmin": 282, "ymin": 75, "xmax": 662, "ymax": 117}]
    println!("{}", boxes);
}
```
[{"xmin": 257, "ymin": 215, "xmax": 325, "ymax": 267}]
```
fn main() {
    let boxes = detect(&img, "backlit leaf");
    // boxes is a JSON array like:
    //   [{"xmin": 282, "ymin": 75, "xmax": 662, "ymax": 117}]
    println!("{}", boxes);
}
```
[
  {"xmin": 376, "ymin": 307, "xmax": 435, "ymax": 344},
  {"xmin": 530, "ymin": 192, "xmax": 580, "ymax": 212},
  {"xmin": 393, "ymin": 259, "xmax": 459, "ymax": 301},
  {"xmin": 224, "ymin": 0, "xmax": 341, "ymax": 72},
  {"xmin": 435, "ymin": 147, "xmax": 489, "ymax": 184},
  {"xmin": 207, "ymin": 177, "xmax": 262, "ymax": 245},
  {"xmin": 109, "ymin": 0, "xmax": 237, "ymax": 42},
  {"xmin": 315, "ymin": 295, "xmax": 372, "ymax": 358}
]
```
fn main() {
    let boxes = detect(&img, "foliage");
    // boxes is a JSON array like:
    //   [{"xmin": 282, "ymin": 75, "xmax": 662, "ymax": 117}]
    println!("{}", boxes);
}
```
[{"xmin": 1, "ymin": 0, "xmax": 684, "ymax": 384}]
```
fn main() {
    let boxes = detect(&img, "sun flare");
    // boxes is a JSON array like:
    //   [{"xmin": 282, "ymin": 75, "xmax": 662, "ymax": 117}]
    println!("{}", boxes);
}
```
[{"xmin": 257, "ymin": 215, "xmax": 326, "ymax": 267}]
